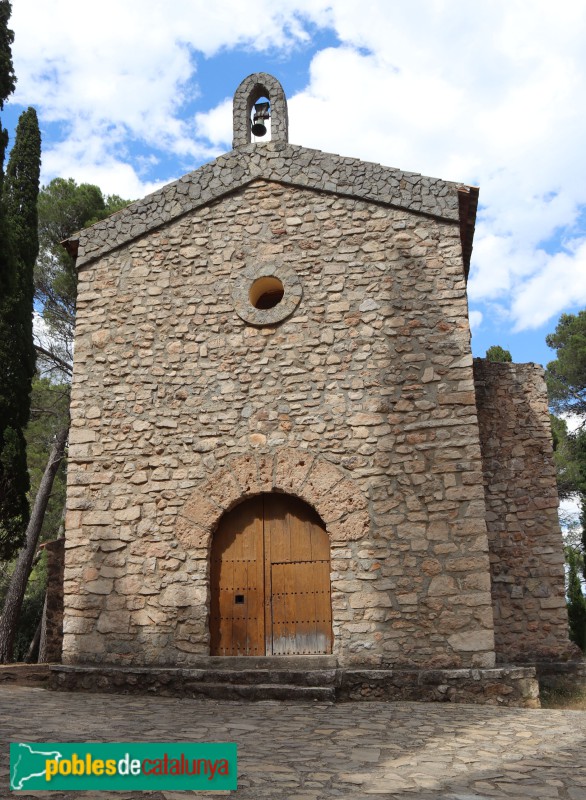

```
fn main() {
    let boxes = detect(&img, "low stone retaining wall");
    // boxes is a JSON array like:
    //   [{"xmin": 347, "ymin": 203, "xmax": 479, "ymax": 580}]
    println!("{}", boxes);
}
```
[
  {"xmin": 339, "ymin": 666, "xmax": 539, "ymax": 707},
  {"xmin": 49, "ymin": 663, "xmax": 539, "ymax": 707}
]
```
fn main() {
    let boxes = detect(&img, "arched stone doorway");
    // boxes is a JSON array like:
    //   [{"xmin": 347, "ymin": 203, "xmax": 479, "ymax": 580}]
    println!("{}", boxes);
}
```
[{"xmin": 210, "ymin": 493, "xmax": 332, "ymax": 657}]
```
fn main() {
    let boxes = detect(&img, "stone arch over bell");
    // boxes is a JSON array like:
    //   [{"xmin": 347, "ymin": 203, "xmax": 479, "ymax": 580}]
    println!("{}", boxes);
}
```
[{"xmin": 232, "ymin": 72, "xmax": 289, "ymax": 148}]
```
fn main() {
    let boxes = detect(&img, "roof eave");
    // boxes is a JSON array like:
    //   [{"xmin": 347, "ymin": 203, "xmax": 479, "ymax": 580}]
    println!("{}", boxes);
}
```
[{"xmin": 458, "ymin": 185, "xmax": 479, "ymax": 281}]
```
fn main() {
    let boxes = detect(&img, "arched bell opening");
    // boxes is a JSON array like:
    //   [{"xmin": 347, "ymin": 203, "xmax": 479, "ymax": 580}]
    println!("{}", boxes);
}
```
[
  {"xmin": 232, "ymin": 72, "xmax": 289, "ymax": 148},
  {"xmin": 209, "ymin": 493, "xmax": 332, "ymax": 656}
]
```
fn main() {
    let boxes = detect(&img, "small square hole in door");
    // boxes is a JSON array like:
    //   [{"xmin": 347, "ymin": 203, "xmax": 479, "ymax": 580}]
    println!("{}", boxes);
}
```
[{"xmin": 235, "ymin": 594, "xmax": 245, "ymax": 604}]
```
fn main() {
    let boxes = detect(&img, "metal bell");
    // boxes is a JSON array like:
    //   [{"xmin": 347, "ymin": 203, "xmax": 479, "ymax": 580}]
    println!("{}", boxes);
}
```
[{"xmin": 251, "ymin": 101, "xmax": 270, "ymax": 137}]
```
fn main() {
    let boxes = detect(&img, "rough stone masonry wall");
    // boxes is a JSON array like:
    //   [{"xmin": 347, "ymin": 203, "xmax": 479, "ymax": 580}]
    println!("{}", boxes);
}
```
[
  {"xmin": 474, "ymin": 360, "xmax": 578, "ymax": 663},
  {"xmin": 71, "ymin": 142, "xmax": 463, "ymax": 270},
  {"xmin": 63, "ymin": 179, "xmax": 495, "ymax": 670},
  {"xmin": 40, "ymin": 538, "xmax": 65, "ymax": 662}
]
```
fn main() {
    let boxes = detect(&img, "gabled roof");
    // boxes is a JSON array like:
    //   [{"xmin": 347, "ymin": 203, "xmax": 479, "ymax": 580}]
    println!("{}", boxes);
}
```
[{"xmin": 65, "ymin": 142, "xmax": 478, "ymax": 278}]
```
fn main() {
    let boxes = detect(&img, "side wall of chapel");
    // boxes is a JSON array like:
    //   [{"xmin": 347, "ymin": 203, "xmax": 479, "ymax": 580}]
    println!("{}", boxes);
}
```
[{"xmin": 474, "ymin": 359, "xmax": 577, "ymax": 663}]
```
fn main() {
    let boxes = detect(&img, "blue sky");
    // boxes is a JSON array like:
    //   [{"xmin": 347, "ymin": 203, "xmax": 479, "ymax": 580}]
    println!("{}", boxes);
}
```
[{"xmin": 4, "ymin": 0, "xmax": 586, "ymax": 368}]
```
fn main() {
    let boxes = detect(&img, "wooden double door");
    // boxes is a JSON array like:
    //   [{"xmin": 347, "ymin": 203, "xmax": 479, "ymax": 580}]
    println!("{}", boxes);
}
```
[{"xmin": 210, "ymin": 493, "xmax": 332, "ymax": 656}]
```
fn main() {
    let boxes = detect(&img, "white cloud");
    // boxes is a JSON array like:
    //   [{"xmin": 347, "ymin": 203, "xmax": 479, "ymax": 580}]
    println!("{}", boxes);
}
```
[
  {"xmin": 283, "ymin": 2, "xmax": 586, "ymax": 333},
  {"xmin": 10, "ymin": 1, "xmax": 324, "ymax": 144},
  {"xmin": 8, "ymin": 1, "xmax": 586, "ymax": 334},
  {"xmin": 559, "ymin": 496, "xmax": 581, "ymax": 526},
  {"xmin": 39, "ymin": 126, "xmax": 193, "ymax": 199},
  {"xmin": 467, "ymin": 232, "xmax": 515, "ymax": 301},
  {"xmin": 562, "ymin": 413, "xmax": 584, "ymax": 435},
  {"xmin": 194, "ymin": 99, "xmax": 233, "ymax": 149},
  {"xmin": 469, "ymin": 310, "xmax": 483, "ymax": 332},
  {"xmin": 10, "ymin": 0, "xmax": 329, "ymax": 192},
  {"xmin": 510, "ymin": 240, "xmax": 586, "ymax": 330},
  {"xmin": 33, "ymin": 312, "xmax": 51, "ymax": 350}
]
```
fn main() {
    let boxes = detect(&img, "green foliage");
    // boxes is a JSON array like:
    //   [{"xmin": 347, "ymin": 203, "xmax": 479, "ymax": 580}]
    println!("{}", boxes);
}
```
[
  {"xmin": 485, "ymin": 345, "xmax": 512, "ymax": 363},
  {"xmin": 546, "ymin": 310, "xmax": 586, "ymax": 583},
  {"xmin": 551, "ymin": 415, "xmax": 586, "ymax": 501},
  {"xmin": 566, "ymin": 546, "xmax": 586, "ymax": 651},
  {"xmin": 0, "ymin": 109, "xmax": 41, "ymax": 559},
  {"xmin": 3, "ymin": 107, "xmax": 41, "ymax": 405},
  {"xmin": 546, "ymin": 310, "xmax": 586, "ymax": 418},
  {"xmin": 0, "ymin": 4, "xmax": 24, "ymax": 560},
  {"xmin": 5, "ymin": 108, "xmax": 41, "ymax": 278},
  {"xmin": 35, "ymin": 178, "xmax": 131, "ymax": 375},
  {"xmin": 26, "ymin": 377, "xmax": 69, "ymax": 541},
  {"xmin": 0, "ymin": 377, "xmax": 68, "ymax": 660},
  {"xmin": 0, "ymin": 0, "xmax": 15, "ymax": 110},
  {"xmin": 580, "ymin": 504, "xmax": 586, "ymax": 581},
  {"xmin": 9, "ymin": 375, "xmax": 68, "ymax": 655},
  {"xmin": 540, "ymin": 681, "xmax": 586, "ymax": 710},
  {"xmin": 0, "ymin": 552, "xmax": 46, "ymax": 661},
  {"xmin": 0, "ymin": 426, "xmax": 29, "ymax": 556}
]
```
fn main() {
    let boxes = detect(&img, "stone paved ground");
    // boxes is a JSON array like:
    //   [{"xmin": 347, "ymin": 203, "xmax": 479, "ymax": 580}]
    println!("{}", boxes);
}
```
[{"xmin": 2, "ymin": 686, "xmax": 586, "ymax": 799}]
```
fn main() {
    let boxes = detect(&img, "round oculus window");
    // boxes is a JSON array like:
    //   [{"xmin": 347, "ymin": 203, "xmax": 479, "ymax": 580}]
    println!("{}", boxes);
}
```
[
  {"xmin": 249, "ymin": 276, "xmax": 285, "ymax": 309},
  {"xmin": 232, "ymin": 264, "xmax": 302, "ymax": 326}
]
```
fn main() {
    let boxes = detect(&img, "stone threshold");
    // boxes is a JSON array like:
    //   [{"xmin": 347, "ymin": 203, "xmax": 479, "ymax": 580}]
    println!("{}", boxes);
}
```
[{"xmin": 49, "ymin": 663, "xmax": 539, "ymax": 707}]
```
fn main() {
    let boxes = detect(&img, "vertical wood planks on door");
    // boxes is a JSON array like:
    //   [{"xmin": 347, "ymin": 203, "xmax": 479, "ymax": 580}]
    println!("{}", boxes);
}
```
[{"xmin": 210, "ymin": 493, "xmax": 332, "ymax": 656}]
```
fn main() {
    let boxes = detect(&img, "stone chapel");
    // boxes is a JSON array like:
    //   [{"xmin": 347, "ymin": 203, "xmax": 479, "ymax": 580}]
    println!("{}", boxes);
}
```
[{"xmin": 53, "ymin": 73, "xmax": 579, "ymax": 703}]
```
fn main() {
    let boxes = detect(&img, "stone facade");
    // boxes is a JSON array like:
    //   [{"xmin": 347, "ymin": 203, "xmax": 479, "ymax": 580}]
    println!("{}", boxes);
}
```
[{"xmin": 60, "ymin": 73, "xmax": 575, "ymax": 688}]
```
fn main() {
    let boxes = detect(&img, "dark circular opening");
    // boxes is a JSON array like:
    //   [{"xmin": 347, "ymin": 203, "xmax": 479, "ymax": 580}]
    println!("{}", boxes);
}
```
[{"xmin": 249, "ymin": 276, "xmax": 285, "ymax": 309}]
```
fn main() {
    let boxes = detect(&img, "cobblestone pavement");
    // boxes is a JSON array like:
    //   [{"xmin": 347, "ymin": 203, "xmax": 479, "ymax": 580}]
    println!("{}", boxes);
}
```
[{"xmin": 2, "ymin": 686, "xmax": 586, "ymax": 799}]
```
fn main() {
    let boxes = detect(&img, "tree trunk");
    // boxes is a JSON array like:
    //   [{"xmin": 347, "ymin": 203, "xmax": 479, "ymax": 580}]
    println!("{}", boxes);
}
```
[
  {"xmin": 0, "ymin": 426, "xmax": 68, "ymax": 663},
  {"xmin": 25, "ymin": 600, "xmax": 44, "ymax": 662},
  {"xmin": 38, "ymin": 589, "xmax": 48, "ymax": 663}
]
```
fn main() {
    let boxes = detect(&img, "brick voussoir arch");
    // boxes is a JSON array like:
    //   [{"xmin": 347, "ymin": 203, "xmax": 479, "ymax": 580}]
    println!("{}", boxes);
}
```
[{"xmin": 175, "ymin": 448, "xmax": 370, "ymax": 552}]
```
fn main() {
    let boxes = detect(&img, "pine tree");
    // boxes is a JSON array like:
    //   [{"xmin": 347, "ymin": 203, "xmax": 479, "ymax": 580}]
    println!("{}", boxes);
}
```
[
  {"xmin": 566, "ymin": 547, "xmax": 586, "ymax": 652},
  {"xmin": 546, "ymin": 310, "xmax": 586, "ymax": 418},
  {"xmin": 485, "ymin": 345, "xmax": 512, "ymax": 363},
  {"xmin": 35, "ymin": 178, "xmax": 130, "ymax": 377},
  {"xmin": 546, "ymin": 312, "xmax": 586, "ymax": 585}
]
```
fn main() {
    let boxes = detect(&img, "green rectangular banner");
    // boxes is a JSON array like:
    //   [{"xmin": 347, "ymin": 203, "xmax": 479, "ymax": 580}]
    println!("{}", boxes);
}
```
[{"xmin": 10, "ymin": 742, "xmax": 237, "ymax": 791}]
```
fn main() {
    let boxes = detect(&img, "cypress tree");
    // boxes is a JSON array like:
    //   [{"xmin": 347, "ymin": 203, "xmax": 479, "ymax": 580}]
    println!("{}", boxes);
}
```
[
  {"xmin": 0, "ymin": 1, "xmax": 15, "ymax": 110},
  {"xmin": 0, "ymin": 0, "xmax": 15, "ymax": 316},
  {"xmin": 0, "ymin": 4, "xmax": 41, "ymax": 559},
  {"xmin": 0, "ymin": 0, "xmax": 25, "ymax": 560},
  {"xmin": 5, "ymin": 108, "xmax": 41, "ymax": 272},
  {"xmin": 0, "ymin": 0, "xmax": 15, "ymax": 307},
  {"xmin": 0, "ymin": 109, "xmax": 41, "ymax": 559},
  {"xmin": 5, "ymin": 106, "xmax": 41, "ymax": 378}
]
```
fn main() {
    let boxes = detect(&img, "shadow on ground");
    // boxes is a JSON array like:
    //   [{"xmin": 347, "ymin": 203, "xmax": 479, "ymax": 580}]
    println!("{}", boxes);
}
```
[{"xmin": 2, "ymin": 686, "xmax": 585, "ymax": 799}]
